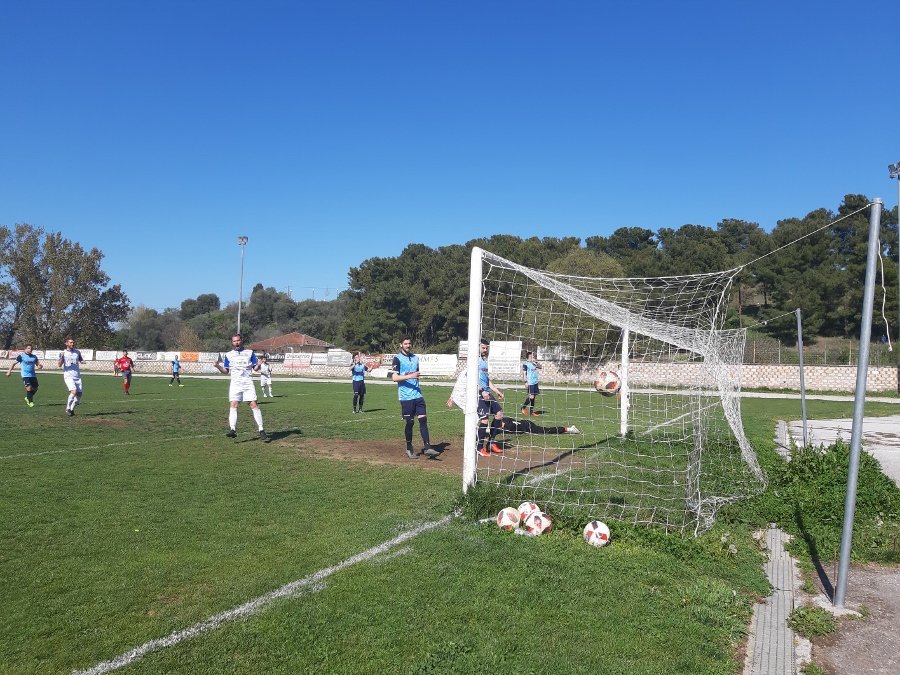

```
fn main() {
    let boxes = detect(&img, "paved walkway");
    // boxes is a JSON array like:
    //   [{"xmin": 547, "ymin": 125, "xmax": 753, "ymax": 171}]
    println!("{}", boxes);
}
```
[{"xmin": 744, "ymin": 528, "xmax": 805, "ymax": 675}]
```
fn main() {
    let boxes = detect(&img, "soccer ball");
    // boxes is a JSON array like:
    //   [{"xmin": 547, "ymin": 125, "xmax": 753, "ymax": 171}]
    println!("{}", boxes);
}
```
[
  {"xmin": 524, "ymin": 511, "xmax": 553, "ymax": 536},
  {"xmin": 496, "ymin": 507, "xmax": 520, "ymax": 531},
  {"xmin": 517, "ymin": 501, "xmax": 542, "ymax": 521},
  {"xmin": 583, "ymin": 520, "xmax": 611, "ymax": 547},
  {"xmin": 593, "ymin": 369, "xmax": 621, "ymax": 396}
]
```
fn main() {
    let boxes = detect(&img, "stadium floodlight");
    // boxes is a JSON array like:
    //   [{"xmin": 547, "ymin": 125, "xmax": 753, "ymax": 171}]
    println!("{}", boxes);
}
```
[
  {"xmin": 888, "ymin": 162, "xmax": 900, "ymax": 179},
  {"xmin": 237, "ymin": 236, "xmax": 248, "ymax": 334}
]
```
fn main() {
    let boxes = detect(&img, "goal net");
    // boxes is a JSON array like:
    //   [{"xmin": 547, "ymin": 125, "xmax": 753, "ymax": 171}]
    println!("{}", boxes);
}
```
[{"xmin": 462, "ymin": 247, "xmax": 767, "ymax": 535}]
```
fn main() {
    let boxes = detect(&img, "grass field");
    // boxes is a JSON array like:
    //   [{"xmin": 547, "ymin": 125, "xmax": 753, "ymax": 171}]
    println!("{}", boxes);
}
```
[{"xmin": 1, "ymin": 371, "xmax": 897, "ymax": 674}]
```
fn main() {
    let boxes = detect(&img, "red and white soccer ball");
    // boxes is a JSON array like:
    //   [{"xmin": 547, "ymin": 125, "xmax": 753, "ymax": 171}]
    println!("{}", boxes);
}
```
[
  {"xmin": 524, "ymin": 511, "xmax": 553, "ymax": 536},
  {"xmin": 517, "ymin": 501, "xmax": 542, "ymax": 522},
  {"xmin": 593, "ymin": 369, "xmax": 621, "ymax": 397},
  {"xmin": 496, "ymin": 507, "xmax": 520, "ymax": 532},
  {"xmin": 583, "ymin": 520, "xmax": 611, "ymax": 547}
]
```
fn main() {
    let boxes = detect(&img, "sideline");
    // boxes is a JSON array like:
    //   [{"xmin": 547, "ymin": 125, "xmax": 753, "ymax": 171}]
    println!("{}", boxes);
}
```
[{"xmin": 72, "ymin": 515, "xmax": 453, "ymax": 675}]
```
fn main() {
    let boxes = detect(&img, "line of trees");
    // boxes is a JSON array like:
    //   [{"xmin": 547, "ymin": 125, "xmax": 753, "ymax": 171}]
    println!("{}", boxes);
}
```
[{"xmin": 2, "ymin": 195, "xmax": 896, "ymax": 353}]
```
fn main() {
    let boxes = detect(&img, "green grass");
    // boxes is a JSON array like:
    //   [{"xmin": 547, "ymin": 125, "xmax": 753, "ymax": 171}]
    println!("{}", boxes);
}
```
[{"xmin": 0, "ymin": 373, "xmax": 897, "ymax": 673}]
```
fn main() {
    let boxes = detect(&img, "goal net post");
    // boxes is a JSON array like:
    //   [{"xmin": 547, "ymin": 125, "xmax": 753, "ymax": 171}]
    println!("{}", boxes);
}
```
[{"xmin": 463, "ymin": 246, "xmax": 766, "ymax": 534}]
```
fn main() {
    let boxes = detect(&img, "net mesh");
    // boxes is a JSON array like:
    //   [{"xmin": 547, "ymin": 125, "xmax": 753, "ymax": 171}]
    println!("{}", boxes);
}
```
[{"xmin": 472, "ymin": 250, "xmax": 767, "ymax": 535}]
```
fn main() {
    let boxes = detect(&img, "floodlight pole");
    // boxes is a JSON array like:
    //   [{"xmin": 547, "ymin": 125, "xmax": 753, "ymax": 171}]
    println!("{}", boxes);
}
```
[
  {"xmin": 237, "ymin": 236, "xmax": 248, "ymax": 334},
  {"xmin": 834, "ymin": 198, "xmax": 882, "ymax": 608}
]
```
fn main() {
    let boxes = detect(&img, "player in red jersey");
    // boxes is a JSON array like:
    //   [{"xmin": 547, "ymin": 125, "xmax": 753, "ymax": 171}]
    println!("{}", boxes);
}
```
[{"xmin": 114, "ymin": 350, "xmax": 137, "ymax": 395}]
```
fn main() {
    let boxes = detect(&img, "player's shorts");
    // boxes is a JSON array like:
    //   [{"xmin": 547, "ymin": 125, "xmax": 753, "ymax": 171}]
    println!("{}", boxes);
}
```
[
  {"xmin": 527, "ymin": 384, "xmax": 540, "ymax": 395},
  {"xmin": 63, "ymin": 373, "xmax": 83, "ymax": 393},
  {"xmin": 260, "ymin": 375, "xmax": 272, "ymax": 386},
  {"xmin": 400, "ymin": 397, "xmax": 427, "ymax": 419},
  {"xmin": 352, "ymin": 380, "xmax": 366, "ymax": 395},
  {"xmin": 121, "ymin": 370, "xmax": 132, "ymax": 381},
  {"xmin": 22, "ymin": 376, "xmax": 38, "ymax": 390},
  {"xmin": 477, "ymin": 393, "xmax": 502, "ymax": 420},
  {"xmin": 228, "ymin": 379, "xmax": 258, "ymax": 402}
]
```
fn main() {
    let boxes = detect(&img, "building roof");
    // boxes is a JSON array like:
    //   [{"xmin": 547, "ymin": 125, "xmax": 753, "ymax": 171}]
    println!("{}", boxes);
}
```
[{"xmin": 249, "ymin": 332, "xmax": 334, "ymax": 351}]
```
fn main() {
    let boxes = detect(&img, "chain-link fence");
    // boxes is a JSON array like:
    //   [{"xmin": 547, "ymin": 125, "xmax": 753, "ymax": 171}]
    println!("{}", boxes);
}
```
[{"xmin": 744, "ymin": 336, "xmax": 899, "ymax": 367}]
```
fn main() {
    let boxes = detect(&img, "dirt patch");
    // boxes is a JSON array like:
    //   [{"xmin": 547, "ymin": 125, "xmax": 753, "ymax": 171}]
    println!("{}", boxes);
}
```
[
  {"xmin": 811, "ymin": 564, "xmax": 900, "ymax": 674},
  {"xmin": 281, "ymin": 436, "xmax": 465, "ymax": 474}
]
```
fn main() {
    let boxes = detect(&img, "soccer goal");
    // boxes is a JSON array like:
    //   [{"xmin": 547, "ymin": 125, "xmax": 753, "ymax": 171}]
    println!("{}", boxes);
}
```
[{"xmin": 462, "ymin": 247, "xmax": 767, "ymax": 535}]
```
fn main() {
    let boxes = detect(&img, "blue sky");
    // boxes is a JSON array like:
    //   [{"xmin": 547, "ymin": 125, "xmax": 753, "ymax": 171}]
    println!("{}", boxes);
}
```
[{"xmin": 2, "ymin": 1, "xmax": 898, "ymax": 312}]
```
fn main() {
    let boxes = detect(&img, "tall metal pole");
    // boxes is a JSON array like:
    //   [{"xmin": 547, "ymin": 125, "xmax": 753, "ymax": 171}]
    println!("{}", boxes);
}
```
[
  {"xmin": 237, "ymin": 236, "xmax": 248, "ymax": 334},
  {"xmin": 834, "ymin": 199, "xmax": 883, "ymax": 607},
  {"xmin": 796, "ymin": 308, "xmax": 808, "ymax": 447}
]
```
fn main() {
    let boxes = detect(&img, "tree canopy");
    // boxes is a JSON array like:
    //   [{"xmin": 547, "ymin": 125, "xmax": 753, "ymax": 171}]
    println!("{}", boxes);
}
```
[{"xmin": 0, "ymin": 223, "xmax": 130, "ymax": 348}]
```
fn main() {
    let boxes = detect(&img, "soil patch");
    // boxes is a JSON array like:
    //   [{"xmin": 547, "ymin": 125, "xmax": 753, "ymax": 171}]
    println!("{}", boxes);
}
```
[{"xmin": 811, "ymin": 564, "xmax": 900, "ymax": 674}]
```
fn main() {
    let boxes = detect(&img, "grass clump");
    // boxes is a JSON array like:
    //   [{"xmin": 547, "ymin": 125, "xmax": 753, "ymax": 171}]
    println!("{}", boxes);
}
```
[
  {"xmin": 788, "ymin": 606, "xmax": 837, "ymax": 638},
  {"xmin": 722, "ymin": 440, "xmax": 900, "ymax": 563}
]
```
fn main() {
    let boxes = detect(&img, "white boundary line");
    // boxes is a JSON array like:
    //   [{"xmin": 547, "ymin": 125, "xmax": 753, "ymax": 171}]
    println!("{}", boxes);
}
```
[{"xmin": 73, "ymin": 514, "xmax": 453, "ymax": 675}]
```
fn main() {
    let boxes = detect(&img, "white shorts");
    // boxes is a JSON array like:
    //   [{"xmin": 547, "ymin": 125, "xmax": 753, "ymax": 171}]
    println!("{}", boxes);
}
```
[
  {"xmin": 63, "ymin": 373, "xmax": 83, "ymax": 393},
  {"xmin": 228, "ymin": 379, "xmax": 257, "ymax": 402},
  {"xmin": 260, "ymin": 375, "xmax": 272, "ymax": 386}
]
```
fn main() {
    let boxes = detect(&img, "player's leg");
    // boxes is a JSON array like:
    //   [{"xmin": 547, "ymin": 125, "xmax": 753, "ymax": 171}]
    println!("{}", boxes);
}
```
[{"xmin": 401, "ymin": 400, "xmax": 418, "ymax": 459}]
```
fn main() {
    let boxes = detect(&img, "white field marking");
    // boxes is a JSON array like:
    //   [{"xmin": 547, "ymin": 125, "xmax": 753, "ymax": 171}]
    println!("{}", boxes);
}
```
[
  {"xmin": 73, "ymin": 515, "xmax": 452, "ymax": 675},
  {"xmin": 525, "ymin": 468, "xmax": 572, "ymax": 486},
  {"xmin": 640, "ymin": 399, "xmax": 721, "ymax": 436},
  {"xmin": 0, "ymin": 435, "xmax": 217, "ymax": 461}
]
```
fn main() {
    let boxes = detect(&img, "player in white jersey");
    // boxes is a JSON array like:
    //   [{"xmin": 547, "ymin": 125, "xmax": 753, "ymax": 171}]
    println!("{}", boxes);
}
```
[
  {"xmin": 214, "ymin": 334, "xmax": 270, "ymax": 442},
  {"xmin": 258, "ymin": 355, "xmax": 274, "ymax": 397},
  {"xmin": 57, "ymin": 336, "xmax": 85, "ymax": 416}
]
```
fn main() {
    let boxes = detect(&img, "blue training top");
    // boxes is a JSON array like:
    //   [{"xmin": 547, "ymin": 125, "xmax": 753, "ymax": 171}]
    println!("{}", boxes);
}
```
[
  {"xmin": 17, "ymin": 353, "xmax": 39, "ymax": 378},
  {"xmin": 523, "ymin": 360, "xmax": 539, "ymax": 386},
  {"xmin": 392, "ymin": 352, "xmax": 422, "ymax": 401},
  {"xmin": 479, "ymin": 356, "xmax": 491, "ymax": 392},
  {"xmin": 351, "ymin": 363, "xmax": 367, "ymax": 381}
]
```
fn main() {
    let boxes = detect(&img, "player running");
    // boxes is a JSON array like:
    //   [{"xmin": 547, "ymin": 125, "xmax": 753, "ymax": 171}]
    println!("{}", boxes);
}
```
[
  {"xmin": 6, "ymin": 344, "xmax": 42, "ymax": 407},
  {"xmin": 214, "ymin": 334, "xmax": 270, "ymax": 442},
  {"xmin": 58, "ymin": 336, "xmax": 85, "ymax": 416},
  {"xmin": 114, "ymin": 350, "xmax": 136, "ymax": 395},
  {"xmin": 258, "ymin": 355, "xmax": 274, "ymax": 398}
]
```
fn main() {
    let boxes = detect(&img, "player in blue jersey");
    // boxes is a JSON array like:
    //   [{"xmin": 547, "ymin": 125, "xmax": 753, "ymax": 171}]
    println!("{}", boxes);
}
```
[
  {"xmin": 391, "ymin": 337, "xmax": 439, "ymax": 459},
  {"xmin": 446, "ymin": 371, "xmax": 579, "ymax": 435},
  {"xmin": 169, "ymin": 355, "xmax": 184, "ymax": 386},
  {"xmin": 477, "ymin": 338, "xmax": 505, "ymax": 456},
  {"xmin": 58, "ymin": 336, "xmax": 85, "ymax": 416},
  {"xmin": 521, "ymin": 351, "xmax": 542, "ymax": 416},
  {"xmin": 350, "ymin": 352, "xmax": 370, "ymax": 413},
  {"xmin": 213, "ymin": 334, "xmax": 269, "ymax": 442},
  {"xmin": 6, "ymin": 344, "xmax": 43, "ymax": 407}
]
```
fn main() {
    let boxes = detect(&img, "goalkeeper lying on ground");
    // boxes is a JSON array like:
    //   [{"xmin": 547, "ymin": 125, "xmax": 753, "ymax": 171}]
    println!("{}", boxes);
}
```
[{"xmin": 446, "ymin": 372, "xmax": 579, "ymax": 435}]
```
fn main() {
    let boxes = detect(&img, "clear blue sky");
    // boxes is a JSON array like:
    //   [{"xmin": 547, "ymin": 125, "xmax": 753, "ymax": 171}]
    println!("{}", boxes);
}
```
[{"xmin": 2, "ymin": 1, "xmax": 898, "ymax": 312}]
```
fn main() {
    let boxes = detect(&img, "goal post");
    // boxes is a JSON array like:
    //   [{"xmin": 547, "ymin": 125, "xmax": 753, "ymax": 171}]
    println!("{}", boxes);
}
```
[{"xmin": 462, "ymin": 247, "xmax": 767, "ymax": 534}]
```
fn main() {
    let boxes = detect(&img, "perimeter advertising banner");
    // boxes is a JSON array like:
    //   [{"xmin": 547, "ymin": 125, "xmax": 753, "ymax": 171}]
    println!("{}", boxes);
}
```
[
  {"xmin": 417, "ymin": 354, "xmax": 458, "ymax": 377},
  {"xmin": 458, "ymin": 340, "xmax": 522, "ymax": 375}
]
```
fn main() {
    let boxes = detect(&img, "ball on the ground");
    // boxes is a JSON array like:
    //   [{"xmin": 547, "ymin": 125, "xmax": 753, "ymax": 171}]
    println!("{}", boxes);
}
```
[
  {"xmin": 496, "ymin": 507, "xmax": 520, "ymax": 531},
  {"xmin": 583, "ymin": 520, "xmax": 611, "ymax": 547},
  {"xmin": 524, "ymin": 511, "xmax": 552, "ymax": 536},
  {"xmin": 517, "ymin": 501, "xmax": 542, "ymax": 521},
  {"xmin": 593, "ymin": 369, "xmax": 621, "ymax": 396}
]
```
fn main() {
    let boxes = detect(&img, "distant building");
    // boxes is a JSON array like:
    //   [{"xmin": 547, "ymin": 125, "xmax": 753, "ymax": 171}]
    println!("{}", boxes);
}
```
[{"xmin": 249, "ymin": 332, "xmax": 333, "ymax": 355}]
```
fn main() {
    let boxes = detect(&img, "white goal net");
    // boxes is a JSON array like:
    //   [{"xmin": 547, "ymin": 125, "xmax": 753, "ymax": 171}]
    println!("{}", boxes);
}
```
[{"xmin": 462, "ymin": 247, "xmax": 767, "ymax": 534}]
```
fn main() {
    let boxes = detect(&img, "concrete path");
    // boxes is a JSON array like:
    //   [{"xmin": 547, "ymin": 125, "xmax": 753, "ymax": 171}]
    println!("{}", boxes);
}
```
[
  {"xmin": 744, "ymin": 528, "xmax": 805, "ymax": 675},
  {"xmin": 780, "ymin": 415, "xmax": 900, "ymax": 487}
]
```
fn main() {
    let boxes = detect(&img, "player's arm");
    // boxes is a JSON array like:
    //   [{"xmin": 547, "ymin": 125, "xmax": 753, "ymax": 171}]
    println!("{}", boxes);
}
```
[
  {"xmin": 490, "ymin": 383, "xmax": 505, "ymax": 400},
  {"xmin": 36, "ymin": 358, "xmax": 42, "ymax": 370},
  {"xmin": 5, "ymin": 358, "xmax": 17, "ymax": 377},
  {"xmin": 57, "ymin": 353, "xmax": 64, "ymax": 367},
  {"xmin": 213, "ymin": 354, "xmax": 228, "ymax": 374}
]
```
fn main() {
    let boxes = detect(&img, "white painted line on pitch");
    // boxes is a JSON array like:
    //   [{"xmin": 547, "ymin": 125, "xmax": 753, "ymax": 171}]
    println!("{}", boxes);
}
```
[
  {"xmin": 73, "ymin": 515, "xmax": 452, "ymax": 675},
  {"xmin": 0, "ymin": 435, "xmax": 218, "ymax": 461}
]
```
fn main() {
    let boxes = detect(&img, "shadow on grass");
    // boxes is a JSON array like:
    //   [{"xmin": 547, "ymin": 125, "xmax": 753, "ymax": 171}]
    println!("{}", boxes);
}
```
[{"xmin": 796, "ymin": 503, "xmax": 835, "ymax": 600}]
